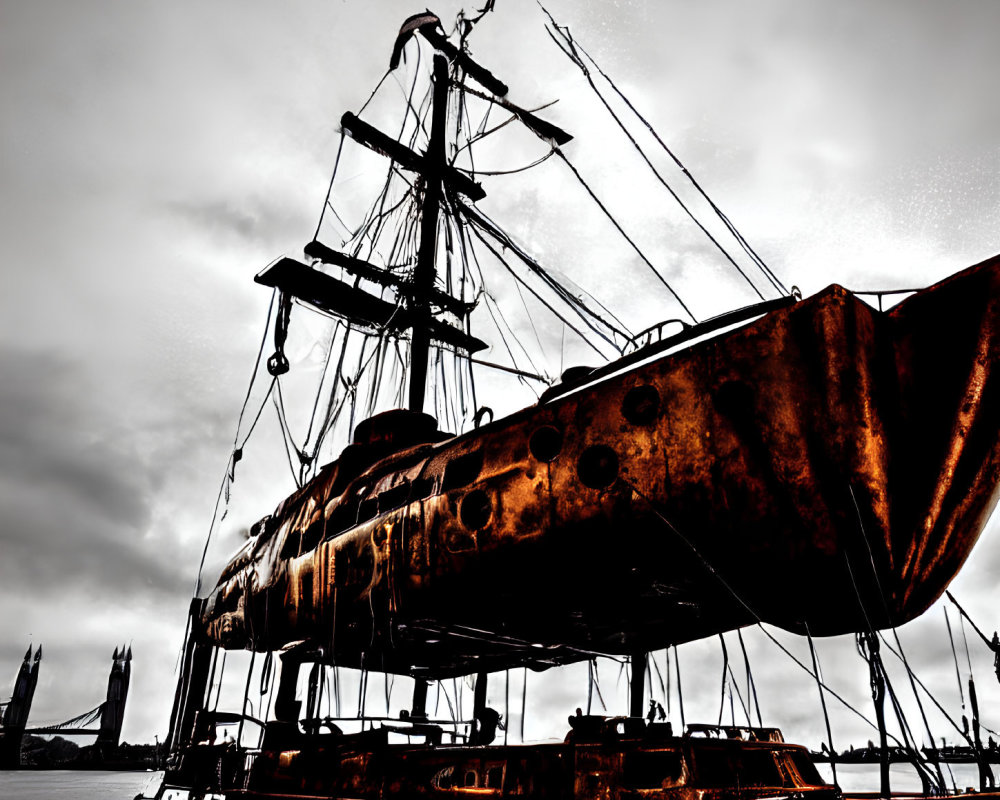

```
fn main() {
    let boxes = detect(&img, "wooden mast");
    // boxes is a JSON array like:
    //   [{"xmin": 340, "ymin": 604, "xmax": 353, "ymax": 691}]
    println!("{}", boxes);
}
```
[
  {"xmin": 630, "ymin": 650, "xmax": 646, "ymax": 719},
  {"xmin": 408, "ymin": 53, "xmax": 450, "ymax": 413},
  {"xmin": 407, "ymin": 52, "xmax": 450, "ymax": 717}
]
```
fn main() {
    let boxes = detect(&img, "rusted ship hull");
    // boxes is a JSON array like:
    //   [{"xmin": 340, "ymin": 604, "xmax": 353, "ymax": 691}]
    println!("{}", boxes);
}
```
[
  {"xmin": 157, "ymin": 723, "xmax": 838, "ymax": 800},
  {"xmin": 200, "ymin": 255, "xmax": 1000, "ymax": 677}
]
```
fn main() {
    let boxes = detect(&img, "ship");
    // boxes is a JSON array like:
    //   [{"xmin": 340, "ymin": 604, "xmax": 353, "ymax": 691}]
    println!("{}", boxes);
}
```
[{"xmin": 145, "ymin": 7, "xmax": 1000, "ymax": 800}]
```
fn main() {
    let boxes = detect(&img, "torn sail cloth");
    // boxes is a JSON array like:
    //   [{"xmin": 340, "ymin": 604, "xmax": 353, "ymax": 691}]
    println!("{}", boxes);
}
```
[{"xmin": 389, "ymin": 13, "xmax": 441, "ymax": 69}]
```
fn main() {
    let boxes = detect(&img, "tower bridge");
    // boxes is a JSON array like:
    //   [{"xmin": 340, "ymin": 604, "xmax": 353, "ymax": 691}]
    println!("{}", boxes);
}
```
[{"xmin": 0, "ymin": 645, "xmax": 132, "ymax": 768}]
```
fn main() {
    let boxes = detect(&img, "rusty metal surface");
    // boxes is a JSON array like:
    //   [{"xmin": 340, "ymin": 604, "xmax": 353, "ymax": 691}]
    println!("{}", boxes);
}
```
[
  {"xmin": 165, "ymin": 723, "xmax": 838, "ymax": 800},
  {"xmin": 199, "ymin": 255, "xmax": 1000, "ymax": 677}
]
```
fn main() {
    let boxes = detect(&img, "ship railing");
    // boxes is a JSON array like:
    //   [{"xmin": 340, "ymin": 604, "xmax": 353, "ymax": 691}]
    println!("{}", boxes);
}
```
[
  {"xmin": 542, "ymin": 295, "xmax": 798, "ymax": 404},
  {"xmin": 302, "ymin": 714, "xmax": 472, "ymax": 744},
  {"xmin": 685, "ymin": 723, "xmax": 785, "ymax": 742},
  {"xmin": 567, "ymin": 715, "xmax": 676, "ymax": 742},
  {"xmin": 211, "ymin": 710, "xmax": 266, "ymax": 729},
  {"xmin": 623, "ymin": 295, "xmax": 798, "ymax": 355}
]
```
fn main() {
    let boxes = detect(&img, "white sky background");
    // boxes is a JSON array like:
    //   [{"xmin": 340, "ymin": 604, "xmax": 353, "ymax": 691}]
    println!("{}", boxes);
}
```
[{"xmin": 1, "ymin": 0, "xmax": 998, "ymax": 765}]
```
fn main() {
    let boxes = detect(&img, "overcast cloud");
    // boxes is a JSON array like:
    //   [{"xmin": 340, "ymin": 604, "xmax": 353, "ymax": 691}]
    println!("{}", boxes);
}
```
[{"xmin": 1, "ymin": 0, "xmax": 998, "ymax": 759}]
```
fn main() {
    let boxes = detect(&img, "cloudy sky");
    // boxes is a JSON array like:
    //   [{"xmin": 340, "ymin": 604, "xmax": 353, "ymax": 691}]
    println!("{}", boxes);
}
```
[{"xmin": 1, "ymin": 0, "xmax": 998, "ymax": 768}]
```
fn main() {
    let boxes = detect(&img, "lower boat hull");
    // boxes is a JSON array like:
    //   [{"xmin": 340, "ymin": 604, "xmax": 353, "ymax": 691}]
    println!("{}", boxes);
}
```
[{"xmin": 151, "ymin": 723, "xmax": 839, "ymax": 800}]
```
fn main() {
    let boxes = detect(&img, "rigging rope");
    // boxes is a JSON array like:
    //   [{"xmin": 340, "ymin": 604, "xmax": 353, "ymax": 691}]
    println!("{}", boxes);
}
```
[
  {"xmin": 945, "ymin": 607, "xmax": 968, "ymax": 711},
  {"xmin": 542, "ymin": 15, "xmax": 770, "ymax": 302},
  {"xmin": 736, "ymin": 629, "xmax": 763, "ymax": 727},
  {"xmin": 882, "ymin": 634, "xmax": 992, "ymax": 753},
  {"xmin": 882, "ymin": 648, "xmax": 943, "ymax": 794},
  {"xmin": 458, "ymin": 199, "xmax": 631, "ymax": 351},
  {"xmin": 465, "ymin": 220, "xmax": 614, "ymax": 359},
  {"xmin": 457, "ymin": 149, "xmax": 557, "ymax": 176},
  {"xmin": 520, "ymin": 668, "xmax": 527, "ymax": 741},
  {"xmin": 857, "ymin": 631, "xmax": 893, "ymax": 796},
  {"xmin": 884, "ymin": 624, "xmax": 948, "ymax": 789},
  {"xmin": 664, "ymin": 650, "xmax": 671, "ymax": 719},
  {"xmin": 237, "ymin": 649, "xmax": 257, "ymax": 751},
  {"xmin": 447, "ymin": 200, "xmax": 547, "ymax": 384},
  {"xmin": 586, "ymin": 659, "xmax": 594, "ymax": 714},
  {"xmin": 725, "ymin": 657, "xmax": 751, "ymax": 727},
  {"xmin": 806, "ymin": 624, "xmax": 838, "ymax": 786},
  {"xmin": 845, "ymin": 483, "xmax": 958, "ymax": 789},
  {"xmin": 649, "ymin": 652, "xmax": 666, "ymax": 708},
  {"xmin": 539, "ymin": 3, "xmax": 789, "ymax": 298},
  {"xmin": 211, "ymin": 650, "xmax": 227, "ymax": 713},
  {"xmin": 313, "ymin": 131, "xmax": 347, "ymax": 242},
  {"xmin": 960, "ymin": 615, "xmax": 976, "ymax": 679},
  {"xmin": 717, "ymin": 634, "xmax": 729, "ymax": 726},
  {"xmin": 194, "ymin": 286, "xmax": 279, "ymax": 597},
  {"xmin": 673, "ymin": 646, "xmax": 685, "ymax": 731},
  {"xmin": 298, "ymin": 320, "xmax": 343, "ymax": 480},
  {"xmin": 273, "ymin": 378, "xmax": 305, "ymax": 489},
  {"xmin": 593, "ymin": 659, "xmax": 608, "ymax": 712},
  {"xmin": 553, "ymin": 147, "xmax": 698, "ymax": 323},
  {"xmin": 622, "ymin": 476, "xmax": 902, "ymax": 742}
]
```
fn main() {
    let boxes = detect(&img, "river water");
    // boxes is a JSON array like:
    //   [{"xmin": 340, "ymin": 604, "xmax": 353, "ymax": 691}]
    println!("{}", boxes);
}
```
[
  {"xmin": 0, "ymin": 764, "xmax": 989, "ymax": 798},
  {"xmin": 0, "ymin": 770, "xmax": 162, "ymax": 799},
  {"xmin": 816, "ymin": 763, "xmax": 987, "ymax": 793}
]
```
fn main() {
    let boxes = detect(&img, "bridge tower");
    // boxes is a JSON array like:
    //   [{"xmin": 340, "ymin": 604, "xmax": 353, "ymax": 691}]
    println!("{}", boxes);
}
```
[
  {"xmin": 0, "ymin": 645, "xmax": 42, "ymax": 768},
  {"xmin": 96, "ymin": 646, "xmax": 131, "ymax": 755}
]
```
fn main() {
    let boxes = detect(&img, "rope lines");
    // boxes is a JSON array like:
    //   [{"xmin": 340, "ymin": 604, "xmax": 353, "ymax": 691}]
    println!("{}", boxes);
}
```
[
  {"xmin": 194, "ymin": 287, "xmax": 280, "ymax": 597},
  {"xmin": 457, "ymin": 198, "xmax": 632, "ymax": 351},
  {"xmin": 552, "ymin": 148, "xmax": 698, "ymax": 322},
  {"xmin": 806, "ymin": 624, "xmax": 837, "ymax": 785},
  {"xmin": 539, "ymin": 3, "xmax": 789, "ymax": 300},
  {"xmin": 621, "ymin": 475, "xmax": 920, "ymax": 747}
]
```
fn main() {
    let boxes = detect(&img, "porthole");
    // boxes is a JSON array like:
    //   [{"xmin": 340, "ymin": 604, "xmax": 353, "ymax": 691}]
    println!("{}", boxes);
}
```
[
  {"xmin": 442, "ymin": 451, "xmax": 484, "ymax": 492},
  {"xmin": 622, "ymin": 385, "xmax": 660, "ymax": 426},
  {"xmin": 460, "ymin": 489, "xmax": 492, "ymax": 530},
  {"xmin": 529, "ymin": 425, "xmax": 563, "ymax": 462},
  {"xmin": 357, "ymin": 497, "xmax": 377, "ymax": 523},
  {"xmin": 577, "ymin": 445, "xmax": 619, "ymax": 489}
]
